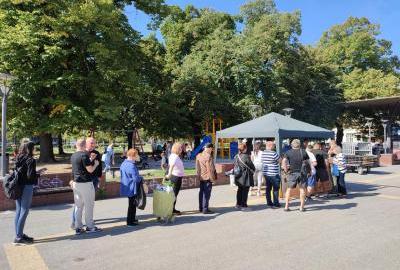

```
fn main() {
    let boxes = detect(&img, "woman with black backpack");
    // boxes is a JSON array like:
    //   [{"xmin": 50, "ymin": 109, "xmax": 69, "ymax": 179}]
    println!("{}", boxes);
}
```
[
  {"xmin": 234, "ymin": 143, "xmax": 255, "ymax": 210},
  {"xmin": 13, "ymin": 141, "xmax": 46, "ymax": 245}
]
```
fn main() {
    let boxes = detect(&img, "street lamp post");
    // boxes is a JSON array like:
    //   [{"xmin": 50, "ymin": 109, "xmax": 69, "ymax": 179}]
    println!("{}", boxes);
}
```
[
  {"xmin": 282, "ymin": 108, "xmax": 294, "ymax": 118},
  {"xmin": 0, "ymin": 73, "xmax": 14, "ymax": 176},
  {"xmin": 365, "ymin": 117, "xmax": 373, "ymax": 143},
  {"xmin": 381, "ymin": 119, "xmax": 389, "ymax": 154}
]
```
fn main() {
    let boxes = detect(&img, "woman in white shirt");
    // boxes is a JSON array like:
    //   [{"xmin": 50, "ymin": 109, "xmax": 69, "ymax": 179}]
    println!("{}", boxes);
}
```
[
  {"xmin": 167, "ymin": 142, "xmax": 185, "ymax": 214},
  {"xmin": 305, "ymin": 144, "xmax": 317, "ymax": 200},
  {"xmin": 251, "ymin": 141, "xmax": 264, "ymax": 196}
]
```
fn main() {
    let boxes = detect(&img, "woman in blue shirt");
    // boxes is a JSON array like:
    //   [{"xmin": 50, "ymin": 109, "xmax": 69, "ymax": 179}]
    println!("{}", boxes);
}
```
[{"xmin": 120, "ymin": 148, "xmax": 142, "ymax": 226}]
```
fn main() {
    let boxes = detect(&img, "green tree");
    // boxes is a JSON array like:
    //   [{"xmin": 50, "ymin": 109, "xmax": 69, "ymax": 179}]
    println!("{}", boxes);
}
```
[
  {"xmin": 233, "ymin": 0, "xmax": 344, "ymax": 127},
  {"xmin": 316, "ymin": 16, "xmax": 400, "ymax": 140},
  {"xmin": 239, "ymin": 0, "xmax": 277, "ymax": 26},
  {"xmin": 340, "ymin": 68, "xmax": 400, "ymax": 100},
  {"xmin": 0, "ymin": 0, "xmax": 156, "ymax": 161},
  {"xmin": 317, "ymin": 17, "xmax": 399, "ymax": 74},
  {"xmin": 160, "ymin": 7, "xmax": 241, "ymax": 144}
]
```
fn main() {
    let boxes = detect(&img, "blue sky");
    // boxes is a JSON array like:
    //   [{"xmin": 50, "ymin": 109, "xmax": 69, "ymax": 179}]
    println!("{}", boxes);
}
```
[{"xmin": 125, "ymin": 0, "xmax": 400, "ymax": 56}]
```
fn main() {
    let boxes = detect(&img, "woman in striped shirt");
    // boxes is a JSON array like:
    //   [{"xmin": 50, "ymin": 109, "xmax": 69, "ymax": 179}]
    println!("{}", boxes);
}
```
[
  {"xmin": 332, "ymin": 146, "xmax": 347, "ymax": 196},
  {"xmin": 261, "ymin": 141, "xmax": 281, "ymax": 207}
]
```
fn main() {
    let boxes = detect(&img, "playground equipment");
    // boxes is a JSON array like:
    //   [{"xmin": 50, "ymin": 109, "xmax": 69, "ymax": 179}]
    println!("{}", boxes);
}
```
[
  {"xmin": 190, "ymin": 135, "xmax": 212, "ymax": 160},
  {"xmin": 190, "ymin": 117, "xmax": 235, "ymax": 160}
]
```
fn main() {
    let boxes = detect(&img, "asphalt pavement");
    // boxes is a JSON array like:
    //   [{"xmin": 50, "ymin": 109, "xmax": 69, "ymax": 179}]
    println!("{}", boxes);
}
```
[{"xmin": 1, "ymin": 165, "xmax": 400, "ymax": 270}]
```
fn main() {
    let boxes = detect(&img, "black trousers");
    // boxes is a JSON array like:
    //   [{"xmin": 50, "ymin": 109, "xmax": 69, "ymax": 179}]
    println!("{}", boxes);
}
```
[
  {"xmin": 236, "ymin": 186, "xmax": 250, "ymax": 207},
  {"xmin": 127, "ymin": 196, "xmax": 137, "ymax": 225},
  {"xmin": 170, "ymin": 175, "xmax": 182, "ymax": 210}
]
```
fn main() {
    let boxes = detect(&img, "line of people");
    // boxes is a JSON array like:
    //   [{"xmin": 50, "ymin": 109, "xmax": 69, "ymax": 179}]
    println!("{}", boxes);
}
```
[
  {"xmin": 9, "ymin": 137, "xmax": 346, "ymax": 245},
  {"xmin": 233, "ymin": 139, "xmax": 347, "ymax": 212}
]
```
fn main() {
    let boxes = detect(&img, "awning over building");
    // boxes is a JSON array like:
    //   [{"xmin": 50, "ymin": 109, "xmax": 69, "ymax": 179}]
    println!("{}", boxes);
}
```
[{"xmin": 343, "ymin": 96, "xmax": 400, "ymax": 110}]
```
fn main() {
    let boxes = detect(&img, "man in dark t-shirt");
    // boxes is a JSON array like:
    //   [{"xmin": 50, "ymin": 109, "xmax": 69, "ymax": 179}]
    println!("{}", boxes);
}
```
[
  {"xmin": 282, "ymin": 139, "xmax": 309, "ymax": 212},
  {"xmin": 86, "ymin": 137, "xmax": 102, "ymax": 190},
  {"xmin": 71, "ymin": 151, "xmax": 92, "ymax": 183},
  {"xmin": 71, "ymin": 139, "xmax": 101, "ymax": 234}
]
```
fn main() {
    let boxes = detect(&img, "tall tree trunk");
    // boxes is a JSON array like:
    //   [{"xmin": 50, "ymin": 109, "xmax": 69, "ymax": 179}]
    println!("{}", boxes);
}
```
[
  {"xmin": 57, "ymin": 133, "xmax": 65, "ymax": 155},
  {"xmin": 127, "ymin": 131, "xmax": 133, "ymax": 150},
  {"xmin": 335, "ymin": 121, "xmax": 344, "ymax": 147},
  {"xmin": 39, "ymin": 133, "xmax": 56, "ymax": 163}
]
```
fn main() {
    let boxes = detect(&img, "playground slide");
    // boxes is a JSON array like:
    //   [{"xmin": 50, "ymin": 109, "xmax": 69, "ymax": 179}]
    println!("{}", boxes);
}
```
[{"xmin": 190, "ymin": 136, "xmax": 212, "ymax": 160}]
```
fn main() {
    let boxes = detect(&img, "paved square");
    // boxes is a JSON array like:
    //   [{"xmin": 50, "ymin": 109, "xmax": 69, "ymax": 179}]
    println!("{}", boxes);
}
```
[{"xmin": 1, "ymin": 165, "xmax": 400, "ymax": 270}]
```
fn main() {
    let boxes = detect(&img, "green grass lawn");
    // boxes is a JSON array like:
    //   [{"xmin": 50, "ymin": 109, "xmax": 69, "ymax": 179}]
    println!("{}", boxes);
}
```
[
  {"xmin": 142, "ymin": 168, "xmax": 196, "ymax": 178},
  {"xmin": 105, "ymin": 168, "xmax": 196, "ymax": 182}
]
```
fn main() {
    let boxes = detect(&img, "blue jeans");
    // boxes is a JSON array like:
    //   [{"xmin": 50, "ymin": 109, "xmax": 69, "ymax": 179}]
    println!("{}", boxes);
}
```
[
  {"xmin": 337, "ymin": 172, "xmax": 347, "ymax": 195},
  {"xmin": 265, "ymin": 175, "xmax": 280, "ymax": 206},
  {"xmin": 91, "ymin": 176, "xmax": 99, "ymax": 190},
  {"xmin": 199, "ymin": 181, "xmax": 212, "ymax": 212},
  {"xmin": 15, "ymin": 185, "xmax": 34, "ymax": 239}
]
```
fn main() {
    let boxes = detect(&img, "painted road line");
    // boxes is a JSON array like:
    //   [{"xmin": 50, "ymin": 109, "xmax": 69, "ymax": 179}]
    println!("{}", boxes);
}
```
[{"xmin": 4, "ymin": 244, "xmax": 48, "ymax": 270}]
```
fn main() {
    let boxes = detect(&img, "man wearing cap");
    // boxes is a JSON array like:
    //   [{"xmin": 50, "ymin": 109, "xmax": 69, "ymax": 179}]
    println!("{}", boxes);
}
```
[{"xmin": 196, "ymin": 143, "xmax": 217, "ymax": 214}]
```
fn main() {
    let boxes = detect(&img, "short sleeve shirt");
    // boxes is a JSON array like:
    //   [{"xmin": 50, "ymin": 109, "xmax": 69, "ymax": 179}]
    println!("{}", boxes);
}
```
[
  {"xmin": 169, "ymin": 153, "xmax": 185, "ymax": 177},
  {"xmin": 306, "ymin": 150, "xmax": 317, "ymax": 175},
  {"xmin": 261, "ymin": 150, "xmax": 280, "ymax": 176},
  {"xmin": 313, "ymin": 149, "xmax": 328, "ymax": 169},
  {"xmin": 284, "ymin": 149, "xmax": 309, "ymax": 173},
  {"xmin": 71, "ymin": 151, "xmax": 92, "ymax": 182}
]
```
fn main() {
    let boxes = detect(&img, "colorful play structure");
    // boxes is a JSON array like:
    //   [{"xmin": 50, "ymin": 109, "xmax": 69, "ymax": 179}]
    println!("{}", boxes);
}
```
[{"xmin": 190, "ymin": 117, "xmax": 237, "ymax": 160}]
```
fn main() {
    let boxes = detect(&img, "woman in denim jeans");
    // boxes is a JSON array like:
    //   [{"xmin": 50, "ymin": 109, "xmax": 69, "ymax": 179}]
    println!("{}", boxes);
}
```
[
  {"xmin": 332, "ymin": 146, "xmax": 347, "ymax": 196},
  {"xmin": 13, "ymin": 141, "xmax": 46, "ymax": 245}
]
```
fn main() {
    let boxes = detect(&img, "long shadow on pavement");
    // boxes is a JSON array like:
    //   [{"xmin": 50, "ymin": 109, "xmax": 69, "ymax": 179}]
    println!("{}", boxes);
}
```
[
  {"xmin": 32, "ymin": 181, "xmax": 388, "ymax": 244},
  {"xmin": 33, "ymin": 210, "xmax": 224, "ymax": 244},
  {"xmin": 32, "ymin": 202, "xmax": 271, "ymax": 244},
  {"xmin": 287, "ymin": 181, "xmax": 386, "ymax": 211}
]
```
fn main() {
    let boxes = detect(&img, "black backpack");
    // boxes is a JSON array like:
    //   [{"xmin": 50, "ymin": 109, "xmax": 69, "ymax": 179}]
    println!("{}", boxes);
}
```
[{"xmin": 2, "ymin": 166, "xmax": 24, "ymax": 200}]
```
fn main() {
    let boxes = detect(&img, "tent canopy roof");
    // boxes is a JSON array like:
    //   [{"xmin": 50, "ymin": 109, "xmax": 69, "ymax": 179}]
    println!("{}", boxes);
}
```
[{"xmin": 216, "ymin": 112, "xmax": 334, "ymax": 139}]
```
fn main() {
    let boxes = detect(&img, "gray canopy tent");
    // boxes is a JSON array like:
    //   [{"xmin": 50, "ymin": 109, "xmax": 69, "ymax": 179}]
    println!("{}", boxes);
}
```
[{"xmin": 215, "ymin": 112, "xmax": 334, "ymax": 158}]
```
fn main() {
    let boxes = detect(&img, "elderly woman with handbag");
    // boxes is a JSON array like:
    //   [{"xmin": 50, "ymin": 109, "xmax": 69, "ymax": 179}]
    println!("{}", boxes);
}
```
[
  {"xmin": 234, "ymin": 143, "xmax": 255, "ymax": 210},
  {"xmin": 120, "ymin": 148, "xmax": 143, "ymax": 226}
]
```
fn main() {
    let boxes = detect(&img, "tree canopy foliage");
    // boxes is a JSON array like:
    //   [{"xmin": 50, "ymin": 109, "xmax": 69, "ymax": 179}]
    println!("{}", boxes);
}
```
[{"xmin": 0, "ymin": 0, "xmax": 399, "ymax": 156}]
